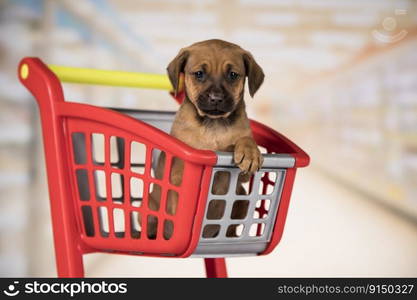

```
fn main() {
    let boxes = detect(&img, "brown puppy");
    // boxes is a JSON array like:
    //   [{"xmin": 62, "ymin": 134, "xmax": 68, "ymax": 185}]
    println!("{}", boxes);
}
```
[{"xmin": 148, "ymin": 39, "xmax": 264, "ymax": 239}]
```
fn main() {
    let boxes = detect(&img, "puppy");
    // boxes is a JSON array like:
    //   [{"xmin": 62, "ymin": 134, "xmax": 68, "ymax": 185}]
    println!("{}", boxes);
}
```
[{"xmin": 148, "ymin": 39, "xmax": 264, "ymax": 239}]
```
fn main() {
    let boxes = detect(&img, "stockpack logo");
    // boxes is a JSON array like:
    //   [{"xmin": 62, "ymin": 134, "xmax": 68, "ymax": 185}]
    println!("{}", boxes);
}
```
[
  {"xmin": 3, "ymin": 281, "xmax": 20, "ymax": 297},
  {"xmin": 2, "ymin": 280, "xmax": 128, "ymax": 297}
]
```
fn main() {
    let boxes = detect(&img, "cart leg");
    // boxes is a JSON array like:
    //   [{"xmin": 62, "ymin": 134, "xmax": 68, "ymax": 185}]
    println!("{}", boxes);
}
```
[
  {"xmin": 49, "ymin": 201, "xmax": 85, "ymax": 277},
  {"xmin": 204, "ymin": 258, "xmax": 228, "ymax": 278},
  {"xmin": 54, "ymin": 243, "xmax": 85, "ymax": 278}
]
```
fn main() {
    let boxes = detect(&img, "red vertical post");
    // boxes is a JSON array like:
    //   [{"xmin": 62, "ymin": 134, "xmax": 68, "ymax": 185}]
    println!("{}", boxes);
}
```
[
  {"xmin": 204, "ymin": 258, "xmax": 228, "ymax": 278},
  {"xmin": 18, "ymin": 58, "xmax": 84, "ymax": 277}
]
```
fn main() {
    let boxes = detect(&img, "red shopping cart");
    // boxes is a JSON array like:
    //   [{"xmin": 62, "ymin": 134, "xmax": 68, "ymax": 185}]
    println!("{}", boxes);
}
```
[{"xmin": 18, "ymin": 57, "xmax": 309, "ymax": 278}]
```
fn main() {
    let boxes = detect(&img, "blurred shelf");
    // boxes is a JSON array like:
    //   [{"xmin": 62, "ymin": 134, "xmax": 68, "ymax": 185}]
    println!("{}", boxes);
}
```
[
  {"xmin": 0, "ymin": 172, "xmax": 29, "ymax": 189},
  {"xmin": 313, "ymin": 154, "xmax": 417, "ymax": 221},
  {"xmin": 389, "ymin": 133, "xmax": 417, "ymax": 148}
]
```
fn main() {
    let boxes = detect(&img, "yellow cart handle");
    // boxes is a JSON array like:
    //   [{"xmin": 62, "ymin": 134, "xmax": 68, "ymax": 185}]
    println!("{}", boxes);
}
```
[{"xmin": 48, "ymin": 64, "xmax": 175, "ymax": 91}]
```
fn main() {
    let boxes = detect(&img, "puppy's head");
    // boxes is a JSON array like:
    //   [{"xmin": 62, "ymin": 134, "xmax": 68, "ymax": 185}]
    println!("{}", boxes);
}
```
[{"xmin": 167, "ymin": 39, "xmax": 264, "ymax": 119}]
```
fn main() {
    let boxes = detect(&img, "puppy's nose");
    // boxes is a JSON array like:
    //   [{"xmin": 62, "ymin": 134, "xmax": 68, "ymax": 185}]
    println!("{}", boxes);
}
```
[{"xmin": 209, "ymin": 92, "xmax": 224, "ymax": 104}]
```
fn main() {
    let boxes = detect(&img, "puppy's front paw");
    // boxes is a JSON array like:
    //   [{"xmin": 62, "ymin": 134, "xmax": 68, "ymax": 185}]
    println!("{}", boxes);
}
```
[{"xmin": 234, "ymin": 143, "xmax": 263, "ymax": 173}]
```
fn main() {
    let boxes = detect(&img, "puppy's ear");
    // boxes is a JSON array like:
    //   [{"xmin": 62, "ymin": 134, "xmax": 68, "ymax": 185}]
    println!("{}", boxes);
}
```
[
  {"xmin": 167, "ymin": 49, "xmax": 189, "ymax": 95},
  {"xmin": 243, "ymin": 51, "xmax": 264, "ymax": 97}
]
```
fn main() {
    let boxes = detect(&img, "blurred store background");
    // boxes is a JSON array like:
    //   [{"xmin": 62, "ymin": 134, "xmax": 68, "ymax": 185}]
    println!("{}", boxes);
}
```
[{"xmin": 0, "ymin": 0, "xmax": 416, "ymax": 277}]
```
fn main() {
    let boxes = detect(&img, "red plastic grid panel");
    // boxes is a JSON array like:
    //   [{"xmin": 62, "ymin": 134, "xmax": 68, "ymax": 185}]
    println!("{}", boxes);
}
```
[{"xmin": 66, "ymin": 118, "xmax": 205, "ymax": 256}]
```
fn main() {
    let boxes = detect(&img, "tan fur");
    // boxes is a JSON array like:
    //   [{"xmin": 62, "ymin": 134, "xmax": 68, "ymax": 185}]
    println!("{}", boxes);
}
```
[{"xmin": 147, "ymin": 39, "xmax": 264, "ymax": 239}]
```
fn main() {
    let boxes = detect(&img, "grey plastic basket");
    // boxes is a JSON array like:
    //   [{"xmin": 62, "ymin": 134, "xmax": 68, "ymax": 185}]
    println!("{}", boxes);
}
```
[{"xmin": 101, "ymin": 108, "xmax": 295, "ymax": 257}]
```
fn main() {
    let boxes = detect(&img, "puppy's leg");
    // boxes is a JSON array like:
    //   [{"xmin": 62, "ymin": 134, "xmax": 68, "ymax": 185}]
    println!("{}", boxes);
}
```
[
  {"xmin": 144, "ymin": 152, "xmax": 165, "ymax": 239},
  {"xmin": 203, "ymin": 171, "xmax": 230, "ymax": 238},
  {"xmin": 226, "ymin": 182, "xmax": 248, "ymax": 237},
  {"xmin": 234, "ymin": 136, "xmax": 263, "ymax": 174},
  {"xmin": 211, "ymin": 171, "xmax": 231, "ymax": 195},
  {"xmin": 167, "ymin": 157, "xmax": 183, "ymax": 213},
  {"xmin": 147, "ymin": 187, "xmax": 161, "ymax": 239},
  {"xmin": 163, "ymin": 157, "xmax": 183, "ymax": 239},
  {"xmin": 146, "ymin": 155, "xmax": 184, "ymax": 239},
  {"xmin": 227, "ymin": 138, "xmax": 263, "ymax": 237}
]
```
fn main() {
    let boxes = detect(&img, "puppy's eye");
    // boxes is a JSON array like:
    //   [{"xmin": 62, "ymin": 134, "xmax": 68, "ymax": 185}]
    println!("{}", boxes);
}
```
[
  {"xmin": 228, "ymin": 71, "xmax": 239, "ymax": 81},
  {"xmin": 194, "ymin": 71, "xmax": 205, "ymax": 81}
]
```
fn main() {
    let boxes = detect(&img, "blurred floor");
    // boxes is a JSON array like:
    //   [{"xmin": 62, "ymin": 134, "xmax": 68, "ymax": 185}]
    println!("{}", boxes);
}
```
[{"xmin": 84, "ymin": 167, "xmax": 417, "ymax": 277}]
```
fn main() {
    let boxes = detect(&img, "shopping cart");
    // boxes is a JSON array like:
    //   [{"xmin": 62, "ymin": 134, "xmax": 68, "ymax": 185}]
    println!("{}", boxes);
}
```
[{"xmin": 18, "ymin": 57, "xmax": 309, "ymax": 278}]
